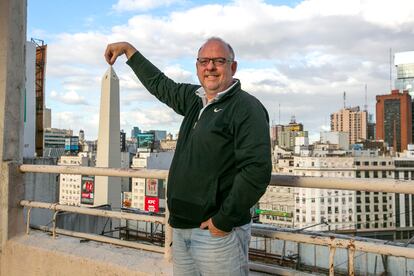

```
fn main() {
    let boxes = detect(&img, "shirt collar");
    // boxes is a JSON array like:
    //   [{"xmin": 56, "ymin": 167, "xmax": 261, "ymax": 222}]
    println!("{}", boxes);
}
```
[{"xmin": 195, "ymin": 80, "xmax": 239, "ymax": 106}]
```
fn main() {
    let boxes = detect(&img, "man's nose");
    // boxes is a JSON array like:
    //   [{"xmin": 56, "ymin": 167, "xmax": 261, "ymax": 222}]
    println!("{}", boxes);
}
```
[{"xmin": 206, "ymin": 60, "xmax": 216, "ymax": 70}]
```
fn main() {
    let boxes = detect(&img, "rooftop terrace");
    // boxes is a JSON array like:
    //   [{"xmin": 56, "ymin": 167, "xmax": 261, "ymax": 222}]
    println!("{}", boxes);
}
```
[{"xmin": 2, "ymin": 1, "xmax": 414, "ymax": 275}]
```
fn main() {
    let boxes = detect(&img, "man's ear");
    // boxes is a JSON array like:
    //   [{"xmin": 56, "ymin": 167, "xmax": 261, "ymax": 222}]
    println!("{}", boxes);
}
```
[{"xmin": 231, "ymin": 61, "xmax": 238, "ymax": 76}]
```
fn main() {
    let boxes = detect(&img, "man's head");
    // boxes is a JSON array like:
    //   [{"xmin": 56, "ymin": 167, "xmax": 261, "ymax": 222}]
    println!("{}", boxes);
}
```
[{"xmin": 196, "ymin": 37, "xmax": 237, "ymax": 100}]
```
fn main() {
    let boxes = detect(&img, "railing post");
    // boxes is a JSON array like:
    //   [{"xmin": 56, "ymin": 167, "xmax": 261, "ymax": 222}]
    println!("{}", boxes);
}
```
[
  {"xmin": 26, "ymin": 207, "xmax": 32, "ymax": 235},
  {"xmin": 164, "ymin": 178, "xmax": 172, "ymax": 262},
  {"xmin": 348, "ymin": 241, "xmax": 355, "ymax": 276},
  {"xmin": 328, "ymin": 245, "xmax": 336, "ymax": 276}
]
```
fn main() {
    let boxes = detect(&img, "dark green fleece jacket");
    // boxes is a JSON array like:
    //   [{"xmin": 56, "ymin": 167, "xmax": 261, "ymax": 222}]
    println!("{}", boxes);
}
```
[{"xmin": 127, "ymin": 51, "xmax": 272, "ymax": 232}]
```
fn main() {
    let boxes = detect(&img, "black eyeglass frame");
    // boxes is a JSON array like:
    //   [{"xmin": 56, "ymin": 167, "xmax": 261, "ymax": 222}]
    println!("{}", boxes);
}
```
[{"xmin": 196, "ymin": 57, "xmax": 234, "ymax": 66}]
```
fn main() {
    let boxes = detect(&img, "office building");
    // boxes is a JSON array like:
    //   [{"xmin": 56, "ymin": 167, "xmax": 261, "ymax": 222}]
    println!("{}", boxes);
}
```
[
  {"xmin": 58, "ymin": 155, "xmax": 89, "ymax": 206},
  {"xmin": 320, "ymin": 131, "xmax": 349, "ymax": 150},
  {"xmin": 395, "ymin": 51, "xmax": 414, "ymax": 94},
  {"xmin": 130, "ymin": 151, "xmax": 174, "ymax": 211},
  {"xmin": 376, "ymin": 90, "xmax": 412, "ymax": 152},
  {"xmin": 330, "ymin": 106, "xmax": 367, "ymax": 145},
  {"xmin": 43, "ymin": 128, "xmax": 73, "ymax": 158}
]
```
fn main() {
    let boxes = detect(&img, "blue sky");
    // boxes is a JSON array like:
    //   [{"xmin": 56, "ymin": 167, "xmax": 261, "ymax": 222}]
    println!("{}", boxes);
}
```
[{"xmin": 27, "ymin": 0, "xmax": 414, "ymax": 140}]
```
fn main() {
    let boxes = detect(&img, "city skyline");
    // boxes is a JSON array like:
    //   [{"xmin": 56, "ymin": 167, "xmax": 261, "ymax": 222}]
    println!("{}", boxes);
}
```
[{"xmin": 27, "ymin": 0, "xmax": 414, "ymax": 141}]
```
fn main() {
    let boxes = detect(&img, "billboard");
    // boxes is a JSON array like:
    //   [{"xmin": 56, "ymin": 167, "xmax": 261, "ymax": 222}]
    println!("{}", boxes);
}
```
[
  {"xmin": 255, "ymin": 209, "xmax": 292, "ymax": 218},
  {"xmin": 136, "ymin": 133, "xmax": 154, "ymax": 149},
  {"xmin": 145, "ymin": 197, "xmax": 159, "ymax": 212},
  {"xmin": 145, "ymin": 179, "xmax": 158, "ymax": 197},
  {"xmin": 81, "ymin": 175, "xmax": 94, "ymax": 205}
]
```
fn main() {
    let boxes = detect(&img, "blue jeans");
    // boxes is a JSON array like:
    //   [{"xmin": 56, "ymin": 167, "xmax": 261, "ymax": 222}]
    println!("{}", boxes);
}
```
[{"xmin": 172, "ymin": 223, "xmax": 251, "ymax": 276}]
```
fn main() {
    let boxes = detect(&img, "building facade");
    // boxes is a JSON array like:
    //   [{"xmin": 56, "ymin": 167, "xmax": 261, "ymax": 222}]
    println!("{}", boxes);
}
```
[
  {"xmin": 58, "ymin": 155, "xmax": 89, "ymax": 206},
  {"xmin": 330, "ymin": 106, "xmax": 367, "ymax": 145},
  {"xmin": 376, "ymin": 90, "xmax": 412, "ymax": 152}
]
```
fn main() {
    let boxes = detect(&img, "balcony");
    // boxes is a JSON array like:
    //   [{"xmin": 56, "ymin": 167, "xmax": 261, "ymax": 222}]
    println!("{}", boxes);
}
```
[{"xmin": 1, "ymin": 164, "xmax": 413, "ymax": 275}]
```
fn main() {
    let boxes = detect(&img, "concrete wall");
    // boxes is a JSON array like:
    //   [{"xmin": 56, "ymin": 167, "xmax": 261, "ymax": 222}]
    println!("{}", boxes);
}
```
[{"xmin": 2, "ymin": 231, "xmax": 172, "ymax": 276}]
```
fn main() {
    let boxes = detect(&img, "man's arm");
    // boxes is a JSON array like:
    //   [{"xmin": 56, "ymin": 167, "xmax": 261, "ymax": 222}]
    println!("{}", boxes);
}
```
[
  {"xmin": 211, "ymin": 98, "xmax": 272, "ymax": 233},
  {"xmin": 104, "ymin": 42, "xmax": 199, "ymax": 116}
]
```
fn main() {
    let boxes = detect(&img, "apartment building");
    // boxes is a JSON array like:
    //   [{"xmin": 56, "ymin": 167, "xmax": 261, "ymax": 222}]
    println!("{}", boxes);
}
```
[{"xmin": 58, "ymin": 155, "xmax": 89, "ymax": 206}]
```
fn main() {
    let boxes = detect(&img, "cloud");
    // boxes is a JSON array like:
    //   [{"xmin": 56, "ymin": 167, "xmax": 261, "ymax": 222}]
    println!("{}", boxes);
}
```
[
  {"xmin": 112, "ymin": 0, "xmax": 183, "ymax": 12},
  {"xmin": 50, "ymin": 90, "xmax": 89, "ymax": 105},
  {"xmin": 39, "ymin": 0, "xmax": 414, "ymax": 140}
]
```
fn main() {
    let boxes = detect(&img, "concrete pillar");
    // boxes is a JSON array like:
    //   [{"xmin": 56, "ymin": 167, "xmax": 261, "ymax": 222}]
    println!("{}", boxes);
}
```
[{"xmin": 0, "ymin": 0, "xmax": 26, "ymax": 253}]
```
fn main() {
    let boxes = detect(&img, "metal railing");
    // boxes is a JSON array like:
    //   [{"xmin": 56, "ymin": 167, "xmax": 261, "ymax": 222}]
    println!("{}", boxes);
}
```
[{"xmin": 19, "ymin": 164, "xmax": 414, "ymax": 275}]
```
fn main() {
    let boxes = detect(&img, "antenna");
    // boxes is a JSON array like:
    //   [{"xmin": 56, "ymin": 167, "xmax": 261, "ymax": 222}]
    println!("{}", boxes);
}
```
[
  {"xmin": 390, "ymin": 48, "xmax": 393, "ymax": 91},
  {"xmin": 278, "ymin": 103, "xmax": 281, "ymax": 125},
  {"xmin": 343, "ymin": 91, "xmax": 346, "ymax": 109},
  {"xmin": 364, "ymin": 84, "xmax": 368, "ymax": 112}
]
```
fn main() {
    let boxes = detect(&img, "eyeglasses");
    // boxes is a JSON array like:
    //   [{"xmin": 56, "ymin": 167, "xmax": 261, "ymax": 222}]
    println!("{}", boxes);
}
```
[{"xmin": 196, "ymin": 57, "xmax": 233, "ymax": 66}]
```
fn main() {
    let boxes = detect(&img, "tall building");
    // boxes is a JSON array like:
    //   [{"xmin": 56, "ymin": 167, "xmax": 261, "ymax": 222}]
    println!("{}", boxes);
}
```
[
  {"xmin": 43, "ymin": 107, "xmax": 51, "ymax": 129},
  {"xmin": 376, "ymin": 90, "xmax": 412, "ymax": 152},
  {"xmin": 270, "ymin": 124, "xmax": 283, "ymax": 148},
  {"xmin": 330, "ymin": 106, "xmax": 367, "ymax": 145},
  {"xmin": 32, "ymin": 38, "xmax": 47, "ymax": 157},
  {"xmin": 58, "ymin": 155, "xmax": 89, "ymax": 206},
  {"xmin": 24, "ymin": 41, "xmax": 36, "ymax": 158},
  {"xmin": 131, "ymin": 126, "xmax": 141, "ymax": 139},
  {"xmin": 43, "ymin": 128, "xmax": 73, "ymax": 158},
  {"xmin": 277, "ymin": 116, "xmax": 307, "ymax": 151},
  {"xmin": 395, "ymin": 51, "xmax": 414, "ymax": 143},
  {"xmin": 395, "ymin": 51, "xmax": 414, "ymax": 94},
  {"xmin": 130, "ymin": 151, "xmax": 173, "ymax": 211},
  {"xmin": 94, "ymin": 66, "xmax": 121, "ymax": 208}
]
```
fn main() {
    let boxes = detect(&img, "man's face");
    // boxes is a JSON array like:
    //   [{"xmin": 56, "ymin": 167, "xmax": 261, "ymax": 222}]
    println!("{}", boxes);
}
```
[{"xmin": 196, "ymin": 40, "xmax": 237, "ymax": 99}]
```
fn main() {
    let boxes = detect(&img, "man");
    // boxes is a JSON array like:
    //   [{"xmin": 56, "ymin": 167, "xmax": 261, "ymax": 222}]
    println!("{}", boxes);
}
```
[{"xmin": 105, "ymin": 37, "xmax": 271, "ymax": 275}]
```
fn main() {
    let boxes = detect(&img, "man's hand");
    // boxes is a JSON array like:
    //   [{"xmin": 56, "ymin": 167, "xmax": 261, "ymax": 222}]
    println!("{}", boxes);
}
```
[
  {"xmin": 200, "ymin": 218, "xmax": 230, "ymax": 237},
  {"xmin": 104, "ymin": 42, "xmax": 138, "ymax": 65}
]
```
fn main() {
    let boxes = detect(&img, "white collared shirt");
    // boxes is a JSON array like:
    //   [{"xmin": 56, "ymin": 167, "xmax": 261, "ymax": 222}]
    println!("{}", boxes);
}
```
[{"xmin": 195, "ymin": 80, "xmax": 238, "ymax": 119}]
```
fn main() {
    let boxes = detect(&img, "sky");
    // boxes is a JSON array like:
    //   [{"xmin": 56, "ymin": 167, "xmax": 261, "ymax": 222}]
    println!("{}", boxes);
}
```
[{"xmin": 27, "ymin": 0, "xmax": 414, "ymax": 141}]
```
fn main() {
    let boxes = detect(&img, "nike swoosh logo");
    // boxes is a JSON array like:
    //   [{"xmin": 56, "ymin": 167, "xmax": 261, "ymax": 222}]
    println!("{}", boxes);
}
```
[{"xmin": 214, "ymin": 108, "xmax": 223, "ymax": 113}]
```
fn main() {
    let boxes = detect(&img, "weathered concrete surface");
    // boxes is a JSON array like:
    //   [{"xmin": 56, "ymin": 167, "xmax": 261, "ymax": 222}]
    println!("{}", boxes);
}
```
[
  {"xmin": 0, "ymin": 0, "xmax": 27, "ymax": 273},
  {"xmin": 0, "ymin": 0, "xmax": 25, "ymax": 162},
  {"xmin": 0, "ymin": 162, "xmax": 25, "ymax": 250},
  {"xmin": 1, "ymin": 230, "xmax": 173, "ymax": 276}
]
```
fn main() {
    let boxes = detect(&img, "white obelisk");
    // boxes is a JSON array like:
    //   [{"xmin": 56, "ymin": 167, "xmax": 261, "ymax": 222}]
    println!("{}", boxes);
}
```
[{"xmin": 94, "ymin": 66, "xmax": 121, "ymax": 209}]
